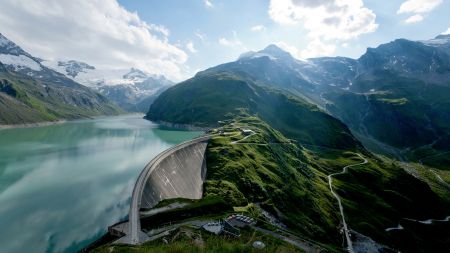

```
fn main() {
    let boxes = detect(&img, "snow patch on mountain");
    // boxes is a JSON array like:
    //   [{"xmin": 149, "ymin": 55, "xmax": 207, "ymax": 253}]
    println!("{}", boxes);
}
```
[{"xmin": 0, "ymin": 54, "xmax": 42, "ymax": 71}]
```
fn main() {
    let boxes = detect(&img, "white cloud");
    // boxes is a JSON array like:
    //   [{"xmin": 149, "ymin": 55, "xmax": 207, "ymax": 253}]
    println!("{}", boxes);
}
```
[
  {"xmin": 186, "ymin": 41, "xmax": 197, "ymax": 53},
  {"xmin": 204, "ymin": 0, "xmax": 213, "ymax": 8},
  {"xmin": 443, "ymin": 27, "xmax": 450, "ymax": 35},
  {"xmin": 268, "ymin": 0, "xmax": 378, "ymax": 40},
  {"xmin": 218, "ymin": 31, "xmax": 242, "ymax": 47},
  {"xmin": 274, "ymin": 41, "xmax": 302, "ymax": 59},
  {"xmin": 0, "ymin": 0, "xmax": 188, "ymax": 80},
  {"xmin": 219, "ymin": 38, "xmax": 241, "ymax": 47},
  {"xmin": 195, "ymin": 30, "xmax": 207, "ymax": 42},
  {"xmin": 148, "ymin": 24, "xmax": 170, "ymax": 37},
  {"xmin": 404, "ymin": 14, "xmax": 424, "ymax": 24},
  {"xmin": 397, "ymin": 0, "xmax": 442, "ymax": 24},
  {"xmin": 274, "ymin": 40, "xmax": 335, "ymax": 59},
  {"xmin": 251, "ymin": 25, "xmax": 266, "ymax": 32},
  {"xmin": 397, "ymin": 0, "xmax": 442, "ymax": 14},
  {"xmin": 301, "ymin": 39, "xmax": 336, "ymax": 59}
]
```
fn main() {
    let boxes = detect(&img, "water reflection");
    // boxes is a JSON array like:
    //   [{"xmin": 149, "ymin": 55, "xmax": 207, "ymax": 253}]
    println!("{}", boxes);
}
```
[{"xmin": 0, "ymin": 114, "xmax": 202, "ymax": 253}]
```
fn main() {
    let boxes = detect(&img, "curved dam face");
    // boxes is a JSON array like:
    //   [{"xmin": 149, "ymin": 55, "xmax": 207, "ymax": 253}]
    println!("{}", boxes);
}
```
[
  {"xmin": 140, "ymin": 139, "xmax": 208, "ymax": 209},
  {"xmin": 114, "ymin": 135, "xmax": 210, "ymax": 245}
]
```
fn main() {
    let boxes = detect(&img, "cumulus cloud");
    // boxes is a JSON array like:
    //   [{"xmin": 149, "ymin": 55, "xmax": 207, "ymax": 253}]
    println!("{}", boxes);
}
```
[
  {"xmin": 404, "ymin": 14, "xmax": 424, "ymax": 24},
  {"xmin": 268, "ymin": 0, "xmax": 377, "ymax": 58},
  {"xmin": 186, "ymin": 41, "xmax": 197, "ymax": 53},
  {"xmin": 218, "ymin": 31, "xmax": 242, "ymax": 47},
  {"xmin": 275, "ymin": 40, "xmax": 335, "ymax": 59},
  {"xmin": 397, "ymin": 0, "xmax": 442, "ymax": 24},
  {"xmin": 397, "ymin": 0, "xmax": 442, "ymax": 14},
  {"xmin": 300, "ymin": 39, "xmax": 336, "ymax": 58},
  {"xmin": 443, "ymin": 27, "xmax": 450, "ymax": 35},
  {"xmin": 251, "ymin": 25, "xmax": 266, "ymax": 32},
  {"xmin": 269, "ymin": 0, "xmax": 378, "ymax": 40},
  {"xmin": 0, "ymin": 0, "xmax": 188, "ymax": 80}
]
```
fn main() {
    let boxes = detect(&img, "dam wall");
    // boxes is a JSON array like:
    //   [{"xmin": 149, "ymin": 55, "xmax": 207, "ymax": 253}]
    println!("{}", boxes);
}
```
[
  {"xmin": 114, "ymin": 135, "xmax": 210, "ymax": 244},
  {"xmin": 140, "ymin": 139, "xmax": 208, "ymax": 209}
]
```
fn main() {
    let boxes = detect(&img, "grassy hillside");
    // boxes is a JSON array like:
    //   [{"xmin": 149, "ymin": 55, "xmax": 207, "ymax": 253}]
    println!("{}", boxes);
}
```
[
  {"xmin": 325, "ymin": 71, "xmax": 450, "ymax": 169},
  {"xmin": 147, "ymin": 72, "xmax": 360, "ymax": 150},
  {"xmin": 0, "ymin": 67, "xmax": 122, "ymax": 125},
  {"xmin": 203, "ymin": 116, "xmax": 450, "ymax": 252},
  {"xmin": 142, "ymin": 69, "xmax": 450, "ymax": 252},
  {"xmin": 93, "ymin": 226, "xmax": 305, "ymax": 253}
]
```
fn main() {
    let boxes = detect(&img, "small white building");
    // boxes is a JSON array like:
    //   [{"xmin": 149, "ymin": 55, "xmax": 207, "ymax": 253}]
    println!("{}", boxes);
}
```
[{"xmin": 241, "ymin": 129, "xmax": 253, "ymax": 136}]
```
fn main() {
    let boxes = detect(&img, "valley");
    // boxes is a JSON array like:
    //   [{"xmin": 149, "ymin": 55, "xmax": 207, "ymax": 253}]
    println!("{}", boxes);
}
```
[{"xmin": 1, "ymin": 9, "xmax": 450, "ymax": 253}]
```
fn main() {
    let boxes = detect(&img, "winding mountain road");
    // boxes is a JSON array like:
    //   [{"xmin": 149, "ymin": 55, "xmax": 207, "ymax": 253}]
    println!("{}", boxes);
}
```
[{"xmin": 327, "ymin": 154, "xmax": 368, "ymax": 253}]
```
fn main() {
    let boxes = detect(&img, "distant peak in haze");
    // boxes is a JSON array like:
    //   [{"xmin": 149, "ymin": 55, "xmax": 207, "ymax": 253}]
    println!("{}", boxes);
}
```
[
  {"xmin": 239, "ymin": 44, "xmax": 293, "ymax": 61},
  {"xmin": 57, "ymin": 60, "xmax": 95, "ymax": 78},
  {"xmin": 435, "ymin": 34, "xmax": 450, "ymax": 40},
  {"xmin": 419, "ymin": 34, "xmax": 450, "ymax": 47},
  {"xmin": 261, "ymin": 44, "xmax": 292, "ymax": 57},
  {"xmin": 123, "ymin": 68, "xmax": 148, "ymax": 81}
]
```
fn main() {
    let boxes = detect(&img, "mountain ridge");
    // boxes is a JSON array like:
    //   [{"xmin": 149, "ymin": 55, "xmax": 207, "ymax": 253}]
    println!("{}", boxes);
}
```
[
  {"xmin": 185, "ymin": 35, "xmax": 450, "ymax": 167},
  {"xmin": 0, "ymin": 33, "xmax": 122, "ymax": 125}
]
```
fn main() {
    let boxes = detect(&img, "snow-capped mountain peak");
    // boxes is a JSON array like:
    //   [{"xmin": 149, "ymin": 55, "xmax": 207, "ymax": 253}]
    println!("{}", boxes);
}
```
[
  {"xmin": 238, "ymin": 44, "xmax": 295, "ymax": 62},
  {"xmin": 123, "ymin": 68, "xmax": 148, "ymax": 82},
  {"xmin": 0, "ymin": 33, "xmax": 42, "ymax": 72},
  {"xmin": 57, "ymin": 60, "xmax": 95, "ymax": 78},
  {"xmin": 42, "ymin": 59, "xmax": 174, "ymax": 111}
]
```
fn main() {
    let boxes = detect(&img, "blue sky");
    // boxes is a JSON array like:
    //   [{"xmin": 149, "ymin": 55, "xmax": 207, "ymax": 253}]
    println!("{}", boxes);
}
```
[
  {"xmin": 118, "ymin": 0, "xmax": 450, "ymax": 75},
  {"xmin": 0, "ymin": 0, "xmax": 449, "ymax": 81}
]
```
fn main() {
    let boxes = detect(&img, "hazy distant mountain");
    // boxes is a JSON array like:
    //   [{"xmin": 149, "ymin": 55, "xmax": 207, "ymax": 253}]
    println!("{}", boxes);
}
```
[
  {"xmin": 44, "ymin": 60, "xmax": 174, "ymax": 112},
  {"xmin": 0, "ymin": 33, "xmax": 121, "ymax": 125}
]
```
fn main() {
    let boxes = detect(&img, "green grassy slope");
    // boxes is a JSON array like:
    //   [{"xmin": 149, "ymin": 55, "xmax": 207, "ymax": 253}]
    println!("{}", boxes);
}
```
[
  {"xmin": 204, "ymin": 116, "xmax": 342, "ymax": 244},
  {"xmin": 204, "ymin": 117, "xmax": 450, "ymax": 252},
  {"xmin": 0, "ymin": 67, "xmax": 122, "ymax": 125},
  {"xmin": 93, "ymin": 226, "xmax": 305, "ymax": 253},
  {"xmin": 147, "ymin": 72, "xmax": 360, "ymax": 149},
  {"xmin": 143, "ymin": 70, "xmax": 450, "ymax": 252},
  {"xmin": 325, "ymin": 71, "xmax": 450, "ymax": 169}
]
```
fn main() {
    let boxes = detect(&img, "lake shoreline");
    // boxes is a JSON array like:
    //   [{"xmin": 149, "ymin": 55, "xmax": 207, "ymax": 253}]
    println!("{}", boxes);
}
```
[
  {"xmin": 0, "ymin": 113, "xmax": 144, "ymax": 130},
  {"xmin": 0, "ymin": 120, "xmax": 67, "ymax": 130},
  {"xmin": 153, "ymin": 120, "xmax": 212, "ymax": 131}
]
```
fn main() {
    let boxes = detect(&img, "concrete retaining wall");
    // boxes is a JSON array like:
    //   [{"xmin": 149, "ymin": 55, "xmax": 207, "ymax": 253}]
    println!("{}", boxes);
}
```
[
  {"xmin": 140, "ymin": 140, "xmax": 208, "ymax": 209},
  {"xmin": 113, "ymin": 135, "xmax": 210, "ymax": 245}
]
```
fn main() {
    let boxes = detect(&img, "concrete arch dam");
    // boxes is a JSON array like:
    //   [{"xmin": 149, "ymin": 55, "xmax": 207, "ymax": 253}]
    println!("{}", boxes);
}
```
[{"xmin": 114, "ymin": 135, "xmax": 210, "ymax": 245}]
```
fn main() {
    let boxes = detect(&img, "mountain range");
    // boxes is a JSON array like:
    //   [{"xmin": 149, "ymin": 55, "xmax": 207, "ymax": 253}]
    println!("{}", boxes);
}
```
[
  {"xmin": 0, "ymin": 33, "xmax": 122, "ymax": 125},
  {"xmin": 152, "ymin": 35, "xmax": 450, "ymax": 169},
  {"xmin": 43, "ymin": 60, "xmax": 174, "ymax": 112},
  {"xmin": 0, "ymin": 33, "xmax": 174, "ymax": 125},
  {"xmin": 146, "ymin": 34, "xmax": 450, "ymax": 252}
]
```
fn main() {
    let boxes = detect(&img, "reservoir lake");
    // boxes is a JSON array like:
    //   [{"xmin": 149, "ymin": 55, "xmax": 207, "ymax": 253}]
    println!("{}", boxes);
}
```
[{"xmin": 0, "ymin": 114, "xmax": 202, "ymax": 253}]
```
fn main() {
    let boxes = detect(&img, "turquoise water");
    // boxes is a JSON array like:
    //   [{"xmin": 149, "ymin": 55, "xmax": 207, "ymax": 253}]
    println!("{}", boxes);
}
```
[{"xmin": 0, "ymin": 115, "xmax": 202, "ymax": 253}]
